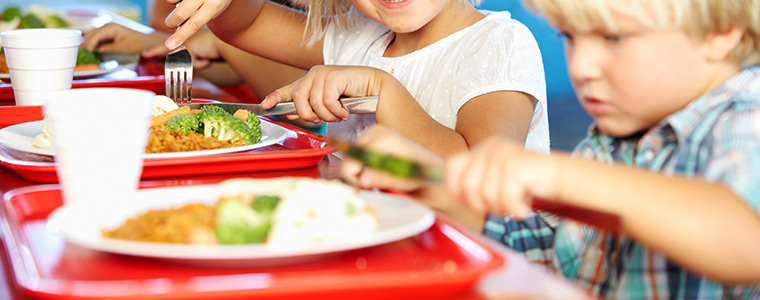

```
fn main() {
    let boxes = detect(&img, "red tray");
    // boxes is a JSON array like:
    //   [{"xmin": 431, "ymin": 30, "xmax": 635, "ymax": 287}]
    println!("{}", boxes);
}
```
[
  {"xmin": 0, "ymin": 185, "xmax": 505, "ymax": 299},
  {"xmin": 0, "ymin": 106, "xmax": 334, "ymax": 183}
]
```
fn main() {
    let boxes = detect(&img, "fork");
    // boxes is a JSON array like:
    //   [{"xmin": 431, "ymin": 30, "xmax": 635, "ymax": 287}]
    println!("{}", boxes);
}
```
[{"xmin": 164, "ymin": 5, "xmax": 193, "ymax": 104}]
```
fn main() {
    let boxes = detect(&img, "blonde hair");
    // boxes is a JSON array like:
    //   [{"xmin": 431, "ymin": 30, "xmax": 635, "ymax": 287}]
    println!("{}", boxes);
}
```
[
  {"xmin": 299, "ymin": 0, "xmax": 482, "ymax": 47},
  {"xmin": 523, "ymin": 0, "xmax": 760, "ymax": 66}
]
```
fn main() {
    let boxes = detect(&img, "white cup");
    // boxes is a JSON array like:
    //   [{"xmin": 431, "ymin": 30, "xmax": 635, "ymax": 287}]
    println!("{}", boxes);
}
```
[
  {"xmin": 1, "ymin": 28, "xmax": 83, "ymax": 106},
  {"xmin": 43, "ymin": 88, "xmax": 154, "ymax": 204}
]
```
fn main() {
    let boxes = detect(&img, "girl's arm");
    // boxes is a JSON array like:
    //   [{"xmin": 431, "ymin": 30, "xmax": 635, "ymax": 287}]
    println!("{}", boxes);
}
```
[
  {"xmin": 374, "ymin": 73, "xmax": 536, "ymax": 158},
  {"xmin": 447, "ymin": 138, "xmax": 760, "ymax": 283},
  {"xmin": 165, "ymin": 0, "xmax": 324, "ymax": 70}
]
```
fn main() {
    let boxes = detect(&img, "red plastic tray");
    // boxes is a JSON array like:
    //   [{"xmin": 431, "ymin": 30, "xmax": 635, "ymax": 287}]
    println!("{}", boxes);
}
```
[
  {"xmin": 0, "ymin": 105, "xmax": 334, "ymax": 183},
  {"xmin": 0, "ymin": 185, "xmax": 505, "ymax": 299}
]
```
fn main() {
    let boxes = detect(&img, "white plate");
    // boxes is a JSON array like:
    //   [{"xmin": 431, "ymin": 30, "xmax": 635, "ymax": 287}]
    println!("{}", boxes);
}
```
[
  {"xmin": 47, "ymin": 184, "xmax": 435, "ymax": 266},
  {"xmin": 0, "ymin": 119, "xmax": 288, "ymax": 159},
  {"xmin": 0, "ymin": 52, "xmax": 139, "ymax": 83}
]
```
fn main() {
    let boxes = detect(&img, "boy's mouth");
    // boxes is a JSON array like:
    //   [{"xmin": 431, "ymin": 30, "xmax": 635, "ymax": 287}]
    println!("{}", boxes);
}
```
[{"xmin": 582, "ymin": 97, "xmax": 611, "ymax": 116}]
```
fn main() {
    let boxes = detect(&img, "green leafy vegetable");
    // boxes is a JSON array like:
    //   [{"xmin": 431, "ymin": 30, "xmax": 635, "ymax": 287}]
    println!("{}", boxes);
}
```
[
  {"xmin": 20, "ymin": 13, "xmax": 44, "ymax": 29},
  {"xmin": 43, "ymin": 15, "xmax": 68, "ymax": 28},
  {"xmin": 1, "ymin": 6, "xmax": 21, "ymax": 22},
  {"xmin": 76, "ymin": 47, "xmax": 102, "ymax": 66},
  {"xmin": 214, "ymin": 197, "xmax": 271, "ymax": 244},
  {"xmin": 252, "ymin": 195, "xmax": 281, "ymax": 213}
]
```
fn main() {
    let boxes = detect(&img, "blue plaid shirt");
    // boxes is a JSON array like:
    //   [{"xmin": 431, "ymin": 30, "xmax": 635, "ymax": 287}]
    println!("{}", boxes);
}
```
[{"xmin": 485, "ymin": 65, "xmax": 760, "ymax": 299}]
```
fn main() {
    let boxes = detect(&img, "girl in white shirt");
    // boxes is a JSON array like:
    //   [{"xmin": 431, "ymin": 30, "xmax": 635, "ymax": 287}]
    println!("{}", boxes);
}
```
[{"xmin": 164, "ymin": 0, "xmax": 549, "ymax": 158}]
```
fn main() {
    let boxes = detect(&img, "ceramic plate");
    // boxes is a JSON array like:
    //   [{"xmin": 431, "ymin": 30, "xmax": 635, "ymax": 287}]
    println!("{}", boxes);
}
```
[
  {"xmin": 0, "ymin": 119, "xmax": 288, "ymax": 159},
  {"xmin": 47, "ymin": 184, "xmax": 435, "ymax": 266}
]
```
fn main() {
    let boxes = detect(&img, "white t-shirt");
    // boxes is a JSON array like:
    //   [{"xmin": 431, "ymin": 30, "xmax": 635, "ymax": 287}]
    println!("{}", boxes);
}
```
[{"xmin": 323, "ymin": 10, "xmax": 549, "ymax": 153}]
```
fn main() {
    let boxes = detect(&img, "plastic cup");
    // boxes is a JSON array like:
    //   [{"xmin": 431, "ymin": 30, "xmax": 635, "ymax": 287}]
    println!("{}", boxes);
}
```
[
  {"xmin": 42, "ymin": 88, "xmax": 154, "ymax": 205},
  {"xmin": 1, "ymin": 28, "xmax": 83, "ymax": 106}
]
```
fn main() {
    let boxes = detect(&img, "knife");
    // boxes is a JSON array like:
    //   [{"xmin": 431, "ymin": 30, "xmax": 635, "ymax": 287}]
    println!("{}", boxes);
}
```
[
  {"xmin": 179, "ymin": 96, "xmax": 378, "ymax": 116},
  {"xmin": 330, "ymin": 139, "xmax": 623, "ymax": 234}
]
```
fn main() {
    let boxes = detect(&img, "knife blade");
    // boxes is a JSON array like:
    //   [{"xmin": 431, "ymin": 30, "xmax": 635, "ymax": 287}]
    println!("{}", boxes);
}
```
[
  {"xmin": 330, "ymin": 139, "xmax": 623, "ymax": 234},
  {"xmin": 179, "ymin": 96, "xmax": 378, "ymax": 116}
]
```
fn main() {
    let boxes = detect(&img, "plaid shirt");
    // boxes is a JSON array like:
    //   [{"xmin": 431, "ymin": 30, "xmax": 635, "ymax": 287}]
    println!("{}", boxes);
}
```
[{"xmin": 485, "ymin": 65, "xmax": 760, "ymax": 299}]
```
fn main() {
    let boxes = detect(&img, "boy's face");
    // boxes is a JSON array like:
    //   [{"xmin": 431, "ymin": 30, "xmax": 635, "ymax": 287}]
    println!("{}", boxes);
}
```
[{"xmin": 559, "ymin": 11, "xmax": 719, "ymax": 137}]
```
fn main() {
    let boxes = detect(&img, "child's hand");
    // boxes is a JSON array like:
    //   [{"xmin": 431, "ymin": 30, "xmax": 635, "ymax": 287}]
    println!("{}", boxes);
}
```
[
  {"xmin": 83, "ymin": 23, "xmax": 167, "ymax": 54},
  {"xmin": 341, "ymin": 125, "xmax": 444, "ymax": 191},
  {"xmin": 446, "ymin": 137, "xmax": 560, "ymax": 219},
  {"xmin": 144, "ymin": 28, "xmax": 222, "ymax": 69},
  {"xmin": 263, "ymin": 65, "xmax": 384, "ymax": 123},
  {"xmin": 164, "ymin": 0, "xmax": 232, "ymax": 50}
]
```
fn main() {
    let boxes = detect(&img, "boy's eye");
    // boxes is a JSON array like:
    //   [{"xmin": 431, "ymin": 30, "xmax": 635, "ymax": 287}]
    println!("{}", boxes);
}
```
[
  {"xmin": 557, "ymin": 31, "xmax": 574, "ymax": 42},
  {"xmin": 603, "ymin": 34, "xmax": 625, "ymax": 43}
]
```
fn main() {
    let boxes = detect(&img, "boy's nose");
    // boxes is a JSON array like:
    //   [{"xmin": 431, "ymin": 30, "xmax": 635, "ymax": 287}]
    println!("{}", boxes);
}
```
[{"xmin": 566, "ymin": 41, "xmax": 602, "ymax": 84}]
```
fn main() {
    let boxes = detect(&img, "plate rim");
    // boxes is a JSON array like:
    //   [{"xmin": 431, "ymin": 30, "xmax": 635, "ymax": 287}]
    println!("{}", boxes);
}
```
[
  {"xmin": 47, "ymin": 184, "xmax": 436, "ymax": 262},
  {"xmin": 0, "ymin": 119, "xmax": 289, "ymax": 159}
]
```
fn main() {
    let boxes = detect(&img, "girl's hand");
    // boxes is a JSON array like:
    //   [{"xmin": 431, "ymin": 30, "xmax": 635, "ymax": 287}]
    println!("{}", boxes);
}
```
[
  {"xmin": 143, "ymin": 28, "xmax": 222, "ymax": 69},
  {"xmin": 83, "ymin": 23, "xmax": 167, "ymax": 54},
  {"xmin": 341, "ymin": 125, "xmax": 444, "ymax": 191},
  {"xmin": 163, "ymin": 0, "xmax": 232, "ymax": 50},
  {"xmin": 446, "ymin": 137, "xmax": 560, "ymax": 219},
  {"xmin": 263, "ymin": 65, "xmax": 384, "ymax": 123}
]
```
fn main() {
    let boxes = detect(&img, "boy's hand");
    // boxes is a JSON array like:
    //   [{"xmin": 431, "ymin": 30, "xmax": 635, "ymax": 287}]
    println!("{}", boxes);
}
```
[
  {"xmin": 263, "ymin": 65, "xmax": 384, "ymax": 123},
  {"xmin": 446, "ymin": 137, "xmax": 560, "ymax": 219},
  {"xmin": 164, "ymin": 0, "xmax": 232, "ymax": 50},
  {"xmin": 341, "ymin": 125, "xmax": 444, "ymax": 191}
]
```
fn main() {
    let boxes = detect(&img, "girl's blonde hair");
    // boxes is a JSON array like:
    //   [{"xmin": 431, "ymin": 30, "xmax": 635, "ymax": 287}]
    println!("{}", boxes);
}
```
[
  {"xmin": 297, "ymin": 0, "xmax": 482, "ymax": 47},
  {"xmin": 523, "ymin": 0, "xmax": 760, "ymax": 66}
]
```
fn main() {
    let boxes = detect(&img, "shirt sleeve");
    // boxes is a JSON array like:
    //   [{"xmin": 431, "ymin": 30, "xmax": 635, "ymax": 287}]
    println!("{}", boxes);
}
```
[{"xmin": 707, "ymin": 99, "xmax": 760, "ymax": 212}]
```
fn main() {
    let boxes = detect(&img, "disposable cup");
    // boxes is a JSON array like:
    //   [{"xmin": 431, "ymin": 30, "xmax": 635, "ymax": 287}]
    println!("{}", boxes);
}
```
[
  {"xmin": 42, "ymin": 88, "xmax": 154, "ymax": 205},
  {"xmin": 1, "ymin": 28, "xmax": 82, "ymax": 106}
]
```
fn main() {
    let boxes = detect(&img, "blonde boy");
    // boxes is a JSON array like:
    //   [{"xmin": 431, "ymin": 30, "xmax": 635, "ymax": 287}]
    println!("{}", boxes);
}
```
[{"xmin": 439, "ymin": 0, "xmax": 760, "ymax": 298}]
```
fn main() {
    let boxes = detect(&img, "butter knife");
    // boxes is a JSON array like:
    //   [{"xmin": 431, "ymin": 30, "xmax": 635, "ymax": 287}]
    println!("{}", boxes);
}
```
[
  {"xmin": 179, "ymin": 96, "xmax": 378, "ymax": 116},
  {"xmin": 330, "ymin": 139, "xmax": 623, "ymax": 234}
]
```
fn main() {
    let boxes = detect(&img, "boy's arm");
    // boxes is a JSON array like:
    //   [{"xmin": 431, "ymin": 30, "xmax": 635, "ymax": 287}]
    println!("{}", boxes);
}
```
[{"xmin": 548, "ymin": 153, "xmax": 760, "ymax": 283}]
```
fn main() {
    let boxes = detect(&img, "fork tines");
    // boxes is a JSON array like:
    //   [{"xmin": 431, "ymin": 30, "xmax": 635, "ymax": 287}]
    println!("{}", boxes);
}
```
[{"xmin": 165, "ymin": 48, "xmax": 193, "ymax": 104}]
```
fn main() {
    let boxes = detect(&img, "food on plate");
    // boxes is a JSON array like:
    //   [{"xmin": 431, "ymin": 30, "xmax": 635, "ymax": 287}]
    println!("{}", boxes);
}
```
[
  {"xmin": 31, "ymin": 95, "xmax": 264, "ymax": 154},
  {"xmin": 146, "ymin": 98, "xmax": 263, "ymax": 153},
  {"xmin": 101, "ymin": 178, "xmax": 379, "ymax": 250}
]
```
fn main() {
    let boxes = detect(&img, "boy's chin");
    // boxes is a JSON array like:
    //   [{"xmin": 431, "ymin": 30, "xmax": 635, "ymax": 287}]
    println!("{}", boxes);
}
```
[{"xmin": 595, "ymin": 122, "xmax": 648, "ymax": 139}]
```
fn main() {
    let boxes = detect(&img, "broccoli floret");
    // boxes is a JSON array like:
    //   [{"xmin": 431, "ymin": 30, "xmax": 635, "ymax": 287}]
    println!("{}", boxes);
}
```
[
  {"xmin": 43, "ymin": 15, "xmax": 68, "ymax": 28},
  {"xmin": 76, "ymin": 47, "xmax": 102, "ymax": 66},
  {"xmin": 214, "ymin": 197, "xmax": 271, "ymax": 244},
  {"xmin": 243, "ymin": 111, "xmax": 263, "ymax": 141},
  {"xmin": 201, "ymin": 105, "xmax": 228, "ymax": 114},
  {"xmin": 252, "ymin": 195, "xmax": 280, "ymax": 213},
  {"xmin": 2, "ymin": 7, "xmax": 21, "ymax": 22},
  {"xmin": 20, "ymin": 13, "xmax": 44, "ymax": 29},
  {"xmin": 198, "ymin": 109, "xmax": 259, "ymax": 144},
  {"xmin": 165, "ymin": 113, "xmax": 201, "ymax": 134}
]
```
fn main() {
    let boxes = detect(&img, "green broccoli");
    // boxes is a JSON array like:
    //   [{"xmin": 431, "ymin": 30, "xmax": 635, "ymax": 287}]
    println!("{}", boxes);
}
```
[
  {"xmin": 214, "ymin": 197, "xmax": 271, "ymax": 244},
  {"xmin": 252, "ymin": 195, "xmax": 281, "ymax": 213},
  {"xmin": 200, "ymin": 105, "xmax": 228, "ymax": 114},
  {"xmin": 43, "ymin": 15, "xmax": 68, "ymax": 28},
  {"xmin": 76, "ymin": 47, "xmax": 102, "ymax": 66},
  {"xmin": 2, "ymin": 6, "xmax": 21, "ymax": 22},
  {"xmin": 243, "ymin": 110, "xmax": 263, "ymax": 141},
  {"xmin": 198, "ymin": 109, "xmax": 259, "ymax": 144},
  {"xmin": 165, "ymin": 113, "xmax": 201, "ymax": 134},
  {"xmin": 20, "ymin": 13, "xmax": 44, "ymax": 29}
]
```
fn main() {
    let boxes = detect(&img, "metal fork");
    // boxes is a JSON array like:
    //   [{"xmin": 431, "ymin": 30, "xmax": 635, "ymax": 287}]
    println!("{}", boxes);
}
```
[{"xmin": 164, "ymin": 4, "xmax": 193, "ymax": 104}]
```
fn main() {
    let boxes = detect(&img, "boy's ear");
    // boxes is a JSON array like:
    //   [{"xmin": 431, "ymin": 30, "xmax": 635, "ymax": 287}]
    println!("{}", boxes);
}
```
[{"xmin": 702, "ymin": 27, "xmax": 744, "ymax": 62}]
